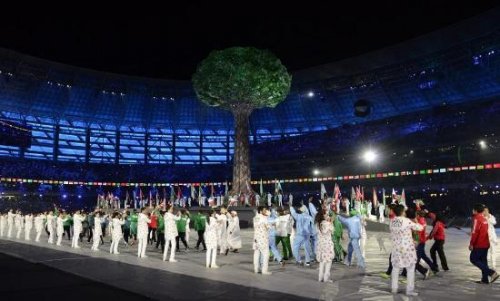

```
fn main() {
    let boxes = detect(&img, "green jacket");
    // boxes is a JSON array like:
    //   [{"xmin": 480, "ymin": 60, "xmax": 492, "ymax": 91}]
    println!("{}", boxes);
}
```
[
  {"xmin": 193, "ymin": 214, "xmax": 207, "ymax": 231},
  {"xmin": 332, "ymin": 214, "xmax": 344, "ymax": 239},
  {"xmin": 176, "ymin": 216, "xmax": 188, "ymax": 233},
  {"xmin": 63, "ymin": 216, "xmax": 73, "ymax": 227},
  {"xmin": 158, "ymin": 215, "xmax": 165, "ymax": 234}
]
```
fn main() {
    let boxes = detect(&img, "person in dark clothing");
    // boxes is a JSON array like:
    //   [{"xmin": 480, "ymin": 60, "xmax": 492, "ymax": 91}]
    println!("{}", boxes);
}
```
[
  {"xmin": 194, "ymin": 210, "xmax": 207, "ymax": 251},
  {"xmin": 428, "ymin": 213, "xmax": 449, "ymax": 271}
]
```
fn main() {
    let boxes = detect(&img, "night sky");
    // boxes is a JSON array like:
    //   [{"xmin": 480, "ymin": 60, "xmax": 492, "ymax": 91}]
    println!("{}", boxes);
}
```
[{"xmin": 0, "ymin": 2, "xmax": 497, "ymax": 80}]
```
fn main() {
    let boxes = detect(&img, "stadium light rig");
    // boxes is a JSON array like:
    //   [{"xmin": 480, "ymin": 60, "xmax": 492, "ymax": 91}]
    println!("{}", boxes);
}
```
[
  {"xmin": 313, "ymin": 169, "xmax": 320, "ymax": 175},
  {"xmin": 479, "ymin": 140, "xmax": 487, "ymax": 149},
  {"xmin": 363, "ymin": 150, "xmax": 377, "ymax": 163}
]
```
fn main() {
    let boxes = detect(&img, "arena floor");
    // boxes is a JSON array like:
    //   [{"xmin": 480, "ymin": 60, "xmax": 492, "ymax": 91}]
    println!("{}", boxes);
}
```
[{"xmin": 0, "ymin": 228, "xmax": 499, "ymax": 300}]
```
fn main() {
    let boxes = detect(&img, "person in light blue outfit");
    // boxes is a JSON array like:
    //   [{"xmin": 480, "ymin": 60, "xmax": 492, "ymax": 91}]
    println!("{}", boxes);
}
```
[
  {"xmin": 307, "ymin": 200, "xmax": 318, "ymax": 261},
  {"xmin": 290, "ymin": 203, "xmax": 313, "ymax": 266},
  {"xmin": 268, "ymin": 207, "xmax": 285, "ymax": 265},
  {"xmin": 337, "ymin": 210, "xmax": 365, "ymax": 270}
]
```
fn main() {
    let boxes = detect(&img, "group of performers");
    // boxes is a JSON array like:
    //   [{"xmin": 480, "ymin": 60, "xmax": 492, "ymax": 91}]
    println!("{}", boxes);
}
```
[{"xmin": 0, "ymin": 192, "xmax": 498, "ymax": 296}]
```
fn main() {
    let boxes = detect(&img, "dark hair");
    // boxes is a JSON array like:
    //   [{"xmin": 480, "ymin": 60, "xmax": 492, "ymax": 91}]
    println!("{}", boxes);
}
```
[
  {"xmin": 112, "ymin": 211, "xmax": 120, "ymax": 218},
  {"xmin": 393, "ymin": 205, "xmax": 405, "ymax": 217},
  {"xmin": 416, "ymin": 210, "xmax": 426, "ymax": 217},
  {"xmin": 257, "ymin": 206, "xmax": 265, "ymax": 214},
  {"xmin": 433, "ymin": 213, "xmax": 446, "ymax": 226},
  {"xmin": 406, "ymin": 208, "xmax": 416, "ymax": 219},
  {"xmin": 314, "ymin": 207, "xmax": 325, "ymax": 230},
  {"xmin": 473, "ymin": 203, "xmax": 485, "ymax": 213},
  {"xmin": 206, "ymin": 209, "xmax": 215, "ymax": 224},
  {"xmin": 141, "ymin": 207, "xmax": 147, "ymax": 212}
]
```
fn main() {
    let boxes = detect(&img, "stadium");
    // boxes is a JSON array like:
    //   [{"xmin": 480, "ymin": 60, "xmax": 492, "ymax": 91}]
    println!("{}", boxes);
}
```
[{"xmin": 0, "ymin": 4, "xmax": 499, "ymax": 301}]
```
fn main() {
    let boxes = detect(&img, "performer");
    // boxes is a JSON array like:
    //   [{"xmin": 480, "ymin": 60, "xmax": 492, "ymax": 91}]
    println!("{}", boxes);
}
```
[
  {"xmin": 469, "ymin": 204, "xmax": 498, "ymax": 284},
  {"xmin": 24, "ymin": 213, "xmax": 33, "ymax": 241},
  {"xmin": 276, "ymin": 208, "xmax": 292, "ymax": 260},
  {"xmin": 289, "ymin": 193, "xmax": 293, "ymax": 206},
  {"xmin": 91, "ymin": 211, "xmax": 103, "ymax": 251},
  {"xmin": 289, "ymin": 204, "xmax": 312, "ymax": 266},
  {"xmin": 72, "ymin": 210, "xmax": 85, "ymax": 248},
  {"xmin": 0, "ymin": 212, "xmax": 6, "ymax": 237},
  {"xmin": 337, "ymin": 210, "xmax": 365, "ymax": 269},
  {"xmin": 176, "ymin": 209, "xmax": 189, "ymax": 252},
  {"xmin": 34, "ymin": 213, "xmax": 44, "ymax": 242},
  {"xmin": 416, "ymin": 210, "xmax": 438, "ymax": 273},
  {"xmin": 46, "ymin": 211, "xmax": 55, "ymax": 244},
  {"xmin": 267, "ymin": 192, "xmax": 272, "ymax": 207},
  {"xmin": 56, "ymin": 212, "xmax": 68, "ymax": 246},
  {"xmin": 110, "ymin": 211, "xmax": 125, "ymax": 254},
  {"xmin": 194, "ymin": 210, "xmax": 207, "ymax": 251},
  {"xmin": 129, "ymin": 210, "xmax": 138, "ymax": 245},
  {"xmin": 7, "ymin": 209, "xmax": 15, "ymax": 238},
  {"xmin": 226, "ymin": 210, "xmax": 242, "ymax": 253},
  {"xmin": 216, "ymin": 206, "xmax": 229, "ymax": 255},
  {"xmin": 390, "ymin": 205, "xmax": 423, "ymax": 296},
  {"xmin": 163, "ymin": 205, "xmax": 180, "ymax": 262},
  {"xmin": 253, "ymin": 206, "xmax": 271, "ymax": 275},
  {"xmin": 15, "ymin": 210, "xmax": 23, "ymax": 239},
  {"xmin": 137, "ymin": 207, "xmax": 151, "ymax": 258},
  {"xmin": 205, "ymin": 209, "xmax": 219, "ymax": 268},
  {"xmin": 268, "ymin": 207, "xmax": 285, "ymax": 266},
  {"xmin": 331, "ymin": 212, "xmax": 345, "ymax": 262},
  {"xmin": 315, "ymin": 209, "xmax": 334, "ymax": 282},
  {"xmin": 428, "ymin": 213, "xmax": 449, "ymax": 271},
  {"xmin": 255, "ymin": 193, "xmax": 260, "ymax": 207},
  {"xmin": 379, "ymin": 203, "xmax": 385, "ymax": 223},
  {"xmin": 485, "ymin": 207, "xmax": 498, "ymax": 269},
  {"xmin": 277, "ymin": 191, "xmax": 283, "ymax": 207},
  {"xmin": 185, "ymin": 210, "xmax": 191, "ymax": 244}
]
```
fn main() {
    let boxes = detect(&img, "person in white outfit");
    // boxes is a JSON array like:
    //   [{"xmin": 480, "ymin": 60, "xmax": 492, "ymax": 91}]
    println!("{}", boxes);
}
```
[
  {"xmin": 163, "ymin": 205, "xmax": 181, "ymax": 262},
  {"xmin": 390, "ymin": 205, "xmax": 423, "ymax": 296},
  {"xmin": 379, "ymin": 203, "xmax": 385, "ymax": 223},
  {"xmin": 15, "ymin": 211, "xmax": 23, "ymax": 239},
  {"xmin": 7, "ymin": 209, "xmax": 15, "ymax": 238},
  {"xmin": 56, "ymin": 212, "xmax": 68, "ymax": 246},
  {"xmin": 226, "ymin": 211, "xmax": 242, "ymax": 253},
  {"xmin": 110, "ymin": 211, "xmax": 125, "ymax": 254},
  {"xmin": 34, "ymin": 213, "xmax": 45, "ymax": 242},
  {"xmin": 216, "ymin": 206, "xmax": 229, "ymax": 255},
  {"xmin": 485, "ymin": 207, "xmax": 498, "ymax": 269},
  {"xmin": 255, "ymin": 194, "xmax": 260, "ymax": 207},
  {"xmin": 278, "ymin": 192, "xmax": 283, "ymax": 207},
  {"xmin": 137, "ymin": 207, "xmax": 151, "ymax": 258},
  {"xmin": 315, "ymin": 210, "xmax": 334, "ymax": 282},
  {"xmin": 185, "ymin": 211, "xmax": 191, "ymax": 244},
  {"xmin": 253, "ymin": 206, "xmax": 272, "ymax": 275},
  {"xmin": 91, "ymin": 211, "xmax": 103, "ymax": 251},
  {"xmin": 205, "ymin": 209, "xmax": 220, "ymax": 268},
  {"xmin": 267, "ymin": 193, "xmax": 272, "ymax": 207},
  {"xmin": 46, "ymin": 212, "xmax": 55, "ymax": 244},
  {"xmin": 0, "ymin": 213, "xmax": 6, "ymax": 237},
  {"xmin": 289, "ymin": 193, "xmax": 293, "ymax": 206},
  {"xmin": 24, "ymin": 214, "xmax": 33, "ymax": 241},
  {"xmin": 72, "ymin": 211, "xmax": 85, "ymax": 248}
]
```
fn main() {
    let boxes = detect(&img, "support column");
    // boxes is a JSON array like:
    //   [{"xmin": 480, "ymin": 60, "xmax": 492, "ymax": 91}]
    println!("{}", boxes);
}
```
[
  {"xmin": 85, "ymin": 127, "xmax": 90, "ymax": 164},
  {"xmin": 144, "ymin": 132, "xmax": 149, "ymax": 164},
  {"xmin": 53, "ymin": 124, "xmax": 60, "ymax": 162},
  {"xmin": 115, "ymin": 130, "xmax": 120, "ymax": 164}
]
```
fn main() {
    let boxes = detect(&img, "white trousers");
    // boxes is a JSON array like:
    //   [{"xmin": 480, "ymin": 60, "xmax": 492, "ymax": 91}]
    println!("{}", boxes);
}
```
[
  {"xmin": 56, "ymin": 231, "xmax": 63, "ymax": 246},
  {"xmin": 392, "ymin": 264, "xmax": 415, "ymax": 294},
  {"xmin": 91, "ymin": 233, "xmax": 101, "ymax": 250},
  {"xmin": 72, "ymin": 230, "xmax": 81, "ymax": 248},
  {"xmin": 163, "ymin": 237, "xmax": 177, "ymax": 261},
  {"xmin": 206, "ymin": 247, "xmax": 217, "ymax": 267},
  {"xmin": 16, "ymin": 227, "xmax": 22, "ymax": 239},
  {"xmin": 35, "ymin": 230, "xmax": 42, "ymax": 242},
  {"xmin": 7, "ymin": 225, "xmax": 13, "ymax": 238},
  {"xmin": 186, "ymin": 230, "xmax": 190, "ymax": 244},
  {"xmin": 137, "ymin": 237, "xmax": 147, "ymax": 258},
  {"xmin": 110, "ymin": 235, "xmax": 121, "ymax": 254},
  {"xmin": 48, "ymin": 229, "xmax": 54, "ymax": 244},
  {"xmin": 318, "ymin": 261, "xmax": 333, "ymax": 282},
  {"xmin": 24, "ymin": 227, "xmax": 31, "ymax": 240},
  {"xmin": 253, "ymin": 248, "xmax": 270, "ymax": 273},
  {"xmin": 0, "ymin": 226, "xmax": 4, "ymax": 237},
  {"xmin": 489, "ymin": 242, "xmax": 497, "ymax": 269},
  {"xmin": 360, "ymin": 234, "xmax": 367, "ymax": 258}
]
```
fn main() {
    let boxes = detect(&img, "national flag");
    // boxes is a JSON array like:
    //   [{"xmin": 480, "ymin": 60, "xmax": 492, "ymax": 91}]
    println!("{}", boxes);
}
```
[
  {"xmin": 259, "ymin": 178, "xmax": 264, "ymax": 197},
  {"xmin": 320, "ymin": 183, "xmax": 327, "ymax": 198},
  {"xmin": 401, "ymin": 188, "xmax": 406, "ymax": 207},
  {"xmin": 170, "ymin": 185, "xmax": 175, "ymax": 203},
  {"xmin": 177, "ymin": 185, "xmax": 182, "ymax": 200},
  {"xmin": 211, "ymin": 183, "xmax": 215, "ymax": 198},
  {"xmin": 391, "ymin": 188, "xmax": 397, "ymax": 203},
  {"xmin": 351, "ymin": 187, "xmax": 356, "ymax": 202},
  {"xmin": 191, "ymin": 184, "xmax": 196, "ymax": 200},
  {"xmin": 224, "ymin": 181, "xmax": 229, "ymax": 196},
  {"xmin": 372, "ymin": 187, "xmax": 378, "ymax": 208},
  {"xmin": 149, "ymin": 190, "xmax": 152, "ymax": 207},
  {"xmin": 382, "ymin": 188, "xmax": 386, "ymax": 206}
]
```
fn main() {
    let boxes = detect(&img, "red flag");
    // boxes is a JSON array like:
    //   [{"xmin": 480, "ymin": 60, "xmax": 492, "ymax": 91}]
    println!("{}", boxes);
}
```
[
  {"xmin": 211, "ymin": 184, "xmax": 215, "ymax": 197},
  {"xmin": 177, "ymin": 185, "xmax": 182, "ymax": 199}
]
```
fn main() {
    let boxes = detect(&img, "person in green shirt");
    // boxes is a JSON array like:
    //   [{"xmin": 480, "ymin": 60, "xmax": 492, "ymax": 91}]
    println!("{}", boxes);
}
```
[
  {"xmin": 194, "ymin": 210, "xmax": 207, "ymax": 251},
  {"xmin": 156, "ymin": 210, "xmax": 166, "ymax": 252},
  {"xmin": 62, "ymin": 211, "xmax": 72, "ymax": 240},
  {"xmin": 130, "ymin": 210, "xmax": 138, "ymax": 245},
  {"xmin": 176, "ymin": 209, "xmax": 189, "ymax": 251},
  {"xmin": 122, "ymin": 211, "xmax": 131, "ymax": 244},
  {"xmin": 331, "ymin": 212, "xmax": 346, "ymax": 262}
]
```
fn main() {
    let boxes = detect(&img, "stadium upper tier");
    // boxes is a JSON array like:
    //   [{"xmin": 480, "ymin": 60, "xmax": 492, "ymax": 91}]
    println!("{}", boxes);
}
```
[{"xmin": 0, "ymin": 9, "xmax": 499, "ymax": 165}]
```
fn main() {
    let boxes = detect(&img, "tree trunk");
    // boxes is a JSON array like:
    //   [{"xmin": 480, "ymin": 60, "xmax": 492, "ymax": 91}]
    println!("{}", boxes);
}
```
[{"xmin": 229, "ymin": 108, "xmax": 253, "ymax": 196}]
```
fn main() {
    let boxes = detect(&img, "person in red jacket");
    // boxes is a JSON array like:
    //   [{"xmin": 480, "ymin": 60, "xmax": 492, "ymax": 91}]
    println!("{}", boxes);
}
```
[
  {"xmin": 416, "ymin": 210, "xmax": 438, "ymax": 273},
  {"xmin": 469, "ymin": 204, "xmax": 499, "ymax": 284},
  {"xmin": 427, "ymin": 213, "xmax": 449, "ymax": 271}
]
